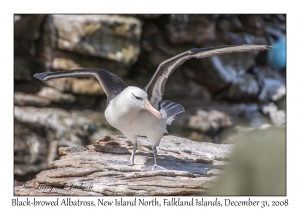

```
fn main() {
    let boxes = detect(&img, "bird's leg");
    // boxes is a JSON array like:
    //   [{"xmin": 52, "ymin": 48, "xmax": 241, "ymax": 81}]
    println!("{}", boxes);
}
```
[
  {"xmin": 152, "ymin": 146, "xmax": 166, "ymax": 170},
  {"xmin": 152, "ymin": 146, "xmax": 158, "ymax": 167},
  {"xmin": 128, "ymin": 143, "xmax": 137, "ymax": 166}
]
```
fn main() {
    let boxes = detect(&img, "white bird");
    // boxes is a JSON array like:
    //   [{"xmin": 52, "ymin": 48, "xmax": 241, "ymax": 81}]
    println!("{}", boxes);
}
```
[{"xmin": 34, "ymin": 44, "xmax": 270, "ymax": 170}]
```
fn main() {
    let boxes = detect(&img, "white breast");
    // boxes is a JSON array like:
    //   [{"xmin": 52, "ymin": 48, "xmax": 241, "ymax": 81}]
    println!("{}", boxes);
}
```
[{"xmin": 105, "ymin": 99, "xmax": 167, "ymax": 146}]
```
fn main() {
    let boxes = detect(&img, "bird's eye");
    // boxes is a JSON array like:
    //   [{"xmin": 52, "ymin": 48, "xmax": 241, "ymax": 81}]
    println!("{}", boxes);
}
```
[{"xmin": 132, "ymin": 93, "xmax": 142, "ymax": 100}]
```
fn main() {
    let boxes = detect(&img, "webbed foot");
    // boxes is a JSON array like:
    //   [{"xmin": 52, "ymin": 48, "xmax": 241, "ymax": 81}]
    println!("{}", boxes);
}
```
[
  {"xmin": 152, "ymin": 164, "xmax": 166, "ymax": 171},
  {"xmin": 142, "ymin": 164, "xmax": 166, "ymax": 171}
]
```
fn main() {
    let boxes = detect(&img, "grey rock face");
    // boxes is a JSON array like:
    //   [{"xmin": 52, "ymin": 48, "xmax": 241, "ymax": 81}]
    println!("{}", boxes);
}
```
[
  {"xmin": 14, "ymin": 15, "xmax": 46, "ymax": 82},
  {"xmin": 52, "ymin": 15, "xmax": 142, "ymax": 66},
  {"xmin": 14, "ymin": 57, "xmax": 35, "ymax": 81},
  {"xmin": 14, "ymin": 92, "xmax": 51, "ymax": 107},
  {"xmin": 261, "ymin": 103, "xmax": 286, "ymax": 126},
  {"xmin": 163, "ymin": 15, "xmax": 218, "ymax": 44},
  {"xmin": 252, "ymin": 66, "xmax": 286, "ymax": 102},
  {"xmin": 258, "ymin": 78, "xmax": 286, "ymax": 102},
  {"xmin": 187, "ymin": 51, "xmax": 256, "ymax": 93},
  {"xmin": 221, "ymin": 73, "xmax": 260, "ymax": 100},
  {"xmin": 14, "ymin": 106, "xmax": 97, "ymax": 142},
  {"xmin": 14, "ymin": 15, "xmax": 46, "ymax": 55},
  {"xmin": 217, "ymin": 16, "xmax": 268, "ymax": 45},
  {"xmin": 238, "ymin": 15, "xmax": 266, "ymax": 36},
  {"xmin": 188, "ymin": 110, "xmax": 233, "ymax": 133},
  {"xmin": 36, "ymin": 87, "xmax": 76, "ymax": 103}
]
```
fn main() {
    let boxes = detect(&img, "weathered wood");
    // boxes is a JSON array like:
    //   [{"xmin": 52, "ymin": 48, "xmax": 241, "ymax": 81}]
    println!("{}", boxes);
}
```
[{"xmin": 15, "ymin": 135, "xmax": 233, "ymax": 196}]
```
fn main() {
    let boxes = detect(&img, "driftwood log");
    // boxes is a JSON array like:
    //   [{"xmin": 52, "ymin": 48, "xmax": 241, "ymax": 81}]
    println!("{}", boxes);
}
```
[{"xmin": 15, "ymin": 135, "xmax": 233, "ymax": 196}]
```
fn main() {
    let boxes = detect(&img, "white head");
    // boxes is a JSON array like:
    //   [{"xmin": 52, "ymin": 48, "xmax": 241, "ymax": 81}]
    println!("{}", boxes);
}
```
[{"xmin": 120, "ymin": 86, "xmax": 161, "ymax": 119}]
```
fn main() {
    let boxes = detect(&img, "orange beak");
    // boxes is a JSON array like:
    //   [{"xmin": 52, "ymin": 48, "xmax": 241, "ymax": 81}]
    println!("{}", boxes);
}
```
[{"xmin": 144, "ymin": 99, "xmax": 162, "ymax": 119}]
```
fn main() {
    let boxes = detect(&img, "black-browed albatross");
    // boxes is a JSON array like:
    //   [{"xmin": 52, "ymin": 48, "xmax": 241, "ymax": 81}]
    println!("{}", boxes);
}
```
[{"xmin": 34, "ymin": 44, "xmax": 270, "ymax": 170}]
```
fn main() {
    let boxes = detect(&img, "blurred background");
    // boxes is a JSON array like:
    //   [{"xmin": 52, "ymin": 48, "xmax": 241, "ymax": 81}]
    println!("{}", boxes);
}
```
[{"xmin": 14, "ymin": 14, "xmax": 286, "ymax": 186}]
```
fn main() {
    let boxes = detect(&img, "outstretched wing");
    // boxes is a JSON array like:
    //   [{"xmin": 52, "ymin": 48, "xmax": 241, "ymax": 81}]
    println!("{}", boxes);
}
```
[
  {"xmin": 34, "ymin": 68, "xmax": 128, "ymax": 106},
  {"xmin": 143, "ymin": 44, "xmax": 271, "ymax": 108}
]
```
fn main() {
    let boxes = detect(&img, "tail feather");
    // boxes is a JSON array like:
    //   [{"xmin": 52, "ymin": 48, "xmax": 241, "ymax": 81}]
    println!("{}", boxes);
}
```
[{"xmin": 159, "ymin": 100, "xmax": 185, "ymax": 118}]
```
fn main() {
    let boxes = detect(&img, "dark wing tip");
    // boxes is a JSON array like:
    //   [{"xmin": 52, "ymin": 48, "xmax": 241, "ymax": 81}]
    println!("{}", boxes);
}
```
[
  {"xmin": 33, "ymin": 72, "xmax": 49, "ymax": 81},
  {"xmin": 263, "ymin": 45, "xmax": 272, "ymax": 49}
]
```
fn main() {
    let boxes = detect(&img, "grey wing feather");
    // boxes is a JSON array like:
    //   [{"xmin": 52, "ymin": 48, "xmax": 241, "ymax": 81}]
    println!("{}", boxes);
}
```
[
  {"xmin": 159, "ymin": 100, "xmax": 185, "ymax": 118},
  {"xmin": 144, "ymin": 44, "xmax": 271, "ymax": 108},
  {"xmin": 33, "ymin": 68, "xmax": 128, "ymax": 106}
]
